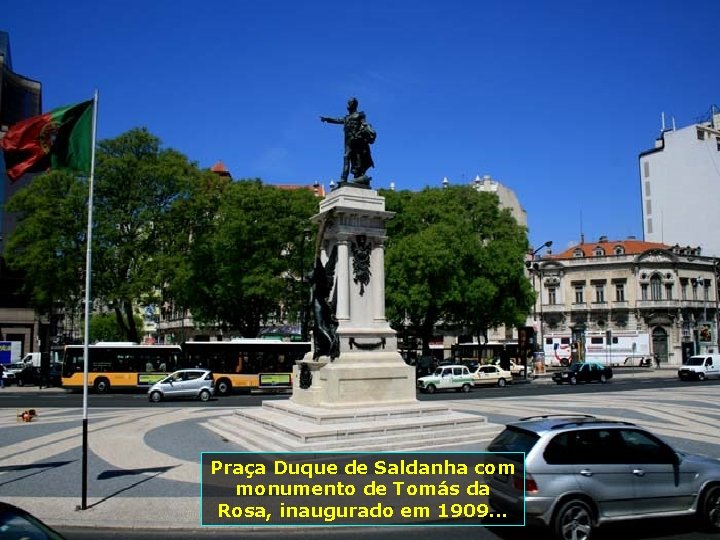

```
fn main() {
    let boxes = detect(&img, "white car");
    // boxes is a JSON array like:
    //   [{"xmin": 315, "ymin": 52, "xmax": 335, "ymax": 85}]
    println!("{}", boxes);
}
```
[
  {"xmin": 472, "ymin": 364, "xmax": 512, "ymax": 387},
  {"xmin": 416, "ymin": 365, "xmax": 473, "ymax": 394},
  {"xmin": 492, "ymin": 359, "xmax": 532, "ymax": 376},
  {"xmin": 148, "ymin": 369, "xmax": 215, "ymax": 402}
]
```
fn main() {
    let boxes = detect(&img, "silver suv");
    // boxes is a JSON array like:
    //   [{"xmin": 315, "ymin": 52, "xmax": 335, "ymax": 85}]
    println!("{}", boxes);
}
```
[
  {"xmin": 487, "ymin": 415, "xmax": 720, "ymax": 540},
  {"xmin": 148, "ymin": 369, "xmax": 214, "ymax": 402}
]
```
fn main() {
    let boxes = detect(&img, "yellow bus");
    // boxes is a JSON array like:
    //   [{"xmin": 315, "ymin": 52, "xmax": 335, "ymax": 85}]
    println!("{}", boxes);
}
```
[
  {"xmin": 61, "ymin": 343, "xmax": 184, "ymax": 393},
  {"xmin": 181, "ymin": 339, "xmax": 310, "ymax": 395}
]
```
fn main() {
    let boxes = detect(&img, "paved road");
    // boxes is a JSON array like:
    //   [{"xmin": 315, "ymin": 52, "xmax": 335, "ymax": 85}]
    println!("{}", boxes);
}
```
[{"xmin": 1, "ymin": 375, "xmax": 719, "ymax": 540}]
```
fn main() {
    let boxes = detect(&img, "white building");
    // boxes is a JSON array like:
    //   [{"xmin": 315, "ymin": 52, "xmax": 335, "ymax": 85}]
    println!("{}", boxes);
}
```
[
  {"xmin": 533, "ymin": 237, "xmax": 719, "ymax": 366},
  {"xmin": 639, "ymin": 107, "xmax": 720, "ymax": 256}
]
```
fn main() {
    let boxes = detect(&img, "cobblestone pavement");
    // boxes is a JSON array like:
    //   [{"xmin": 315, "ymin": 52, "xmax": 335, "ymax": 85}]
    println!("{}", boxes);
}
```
[{"xmin": 0, "ymin": 377, "xmax": 718, "ymax": 531}]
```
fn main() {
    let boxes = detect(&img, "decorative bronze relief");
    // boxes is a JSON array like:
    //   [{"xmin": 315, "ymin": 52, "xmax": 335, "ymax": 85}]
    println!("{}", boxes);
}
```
[{"xmin": 352, "ymin": 235, "xmax": 371, "ymax": 295}]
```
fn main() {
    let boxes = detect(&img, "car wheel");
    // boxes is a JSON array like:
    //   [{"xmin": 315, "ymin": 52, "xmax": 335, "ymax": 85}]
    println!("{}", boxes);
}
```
[
  {"xmin": 216, "ymin": 378, "xmax": 232, "ymax": 396},
  {"xmin": 199, "ymin": 389, "xmax": 211, "ymax": 402},
  {"xmin": 698, "ymin": 373, "xmax": 706, "ymax": 381},
  {"xmin": 699, "ymin": 484, "xmax": 720, "ymax": 531},
  {"xmin": 149, "ymin": 391, "xmax": 162, "ymax": 403},
  {"xmin": 600, "ymin": 374, "xmax": 607, "ymax": 384},
  {"xmin": 570, "ymin": 376, "xmax": 577, "ymax": 385},
  {"xmin": 426, "ymin": 384, "xmax": 436, "ymax": 394},
  {"xmin": 497, "ymin": 378, "xmax": 506, "ymax": 387},
  {"xmin": 94, "ymin": 378, "xmax": 110, "ymax": 394},
  {"xmin": 553, "ymin": 498, "xmax": 594, "ymax": 540},
  {"xmin": 461, "ymin": 383, "xmax": 471, "ymax": 393}
]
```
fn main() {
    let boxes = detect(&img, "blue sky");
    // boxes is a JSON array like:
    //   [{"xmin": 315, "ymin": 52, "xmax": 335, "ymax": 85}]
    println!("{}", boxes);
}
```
[{"xmin": 4, "ymin": 0, "xmax": 720, "ymax": 251}]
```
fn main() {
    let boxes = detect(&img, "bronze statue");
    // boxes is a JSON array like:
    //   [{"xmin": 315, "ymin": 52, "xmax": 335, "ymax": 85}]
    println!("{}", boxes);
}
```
[
  {"xmin": 308, "ymin": 211, "xmax": 339, "ymax": 360},
  {"xmin": 320, "ymin": 97, "xmax": 376, "ymax": 187}
]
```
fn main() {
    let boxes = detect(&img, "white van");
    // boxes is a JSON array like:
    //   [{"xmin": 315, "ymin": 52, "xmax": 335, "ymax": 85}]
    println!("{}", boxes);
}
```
[{"xmin": 678, "ymin": 355, "xmax": 720, "ymax": 381}]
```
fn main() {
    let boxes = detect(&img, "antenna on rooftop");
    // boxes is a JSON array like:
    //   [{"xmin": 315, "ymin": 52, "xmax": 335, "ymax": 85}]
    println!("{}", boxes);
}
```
[{"xmin": 661, "ymin": 112, "xmax": 666, "ymax": 132}]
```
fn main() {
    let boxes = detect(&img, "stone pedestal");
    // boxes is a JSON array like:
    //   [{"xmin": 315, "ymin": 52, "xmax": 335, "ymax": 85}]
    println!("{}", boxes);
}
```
[{"xmin": 290, "ymin": 186, "xmax": 416, "ymax": 407}]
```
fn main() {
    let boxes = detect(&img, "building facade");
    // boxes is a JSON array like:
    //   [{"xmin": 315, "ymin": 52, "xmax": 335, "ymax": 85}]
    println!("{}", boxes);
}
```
[
  {"xmin": 639, "ymin": 106, "xmax": 720, "ymax": 256},
  {"xmin": 0, "ymin": 31, "xmax": 47, "ymax": 359},
  {"xmin": 531, "ymin": 237, "xmax": 719, "ymax": 366}
]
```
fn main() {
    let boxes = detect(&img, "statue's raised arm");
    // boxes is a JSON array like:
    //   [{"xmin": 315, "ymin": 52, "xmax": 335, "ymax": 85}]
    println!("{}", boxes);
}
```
[{"xmin": 319, "ymin": 97, "xmax": 376, "ymax": 188}]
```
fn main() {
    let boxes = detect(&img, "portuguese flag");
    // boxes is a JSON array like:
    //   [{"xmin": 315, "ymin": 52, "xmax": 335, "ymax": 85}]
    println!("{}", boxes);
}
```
[{"xmin": 1, "ymin": 99, "xmax": 93, "ymax": 182}]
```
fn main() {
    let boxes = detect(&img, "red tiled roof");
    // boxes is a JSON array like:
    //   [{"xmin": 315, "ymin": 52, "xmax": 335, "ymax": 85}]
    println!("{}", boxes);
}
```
[
  {"xmin": 550, "ymin": 239, "xmax": 670, "ymax": 259},
  {"xmin": 210, "ymin": 161, "xmax": 231, "ymax": 176}
]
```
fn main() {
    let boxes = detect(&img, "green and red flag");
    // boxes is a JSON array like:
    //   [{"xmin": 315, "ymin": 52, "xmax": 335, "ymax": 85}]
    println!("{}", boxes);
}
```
[{"xmin": 0, "ymin": 99, "xmax": 93, "ymax": 182}]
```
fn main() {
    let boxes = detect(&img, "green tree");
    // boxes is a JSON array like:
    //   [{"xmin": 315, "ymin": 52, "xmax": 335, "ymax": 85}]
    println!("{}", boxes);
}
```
[
  {"xmin": 89, "ymin": 312, "xmax": 143, "ymax": 342},
  {"xmin": 92, "ymin": 128, "xmax": 210, "ymax": 342},
  {"xmin": 4, "ymin": 170, "xmax": 88, "ymax": 314},
  {"xmin": 382, "ymin": 186, "xmax": 533, "ymax": 355},
  {"xmin": 175, "ymin": 180, "xmax": 317, "ymax": 337},
  {"xmin": 5, "ymin": 128, "xmax": 212, "ymax": 342}
]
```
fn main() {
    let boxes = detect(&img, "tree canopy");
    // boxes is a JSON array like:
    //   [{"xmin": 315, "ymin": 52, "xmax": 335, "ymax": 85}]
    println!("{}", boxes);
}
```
[
  {"xmin": 5, "ymin": 127, "xmax": 531, "ymax": 349},
  {"xmin": 382, "ymin": 186, "xmax": 533, "ymax": 354}
]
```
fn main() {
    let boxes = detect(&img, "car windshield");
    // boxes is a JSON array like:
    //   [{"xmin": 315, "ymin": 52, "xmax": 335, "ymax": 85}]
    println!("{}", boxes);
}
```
[
  {"xmin": 487, "ymin": 426, "xmax": 539, "ymax": 462},
  {"xmin": 683, "ymin": 357, "xmax": 705, "ymax": 366},
  {"xmin": 569, "ymin": 363, "xmax": 583, "ymax": 372},
  {"xmin": 433, "ymin": 367, "xmax": 444, "ymax": 376}
]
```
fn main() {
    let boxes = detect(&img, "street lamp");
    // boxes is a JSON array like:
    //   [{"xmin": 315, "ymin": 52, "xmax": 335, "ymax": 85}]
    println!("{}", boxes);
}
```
[
  {"xmin": 526, "ymin": 241, "xmax": 552, "ymax": 373},
  {"xmin": 527, "ymin": 241, "xmax": 553, "ymax": 320},
  {"xmin": 532, "ymin": 240, "xmax": 553, "ymax": 257}
]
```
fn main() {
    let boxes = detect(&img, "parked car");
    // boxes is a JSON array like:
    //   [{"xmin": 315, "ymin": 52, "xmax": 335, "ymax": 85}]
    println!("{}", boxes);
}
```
[
  {"xmin": 0, "ymin": 501, "xmax": 66, "ymax": 539},
  {"xmin": 148, "ymin": 369, "xmax": 215, "ymax": 402},
  {"xmin": 2, "ymin": 362, "xmax": 34, "ymax": 386},
  {"xmin": 492, "ymin": 358, "xmax": 532, "ymax": 376},
  {"xmin": 678, "ymin": 354, "xmax": 720, "ymax": 381},
  {"xmin": 487, "ymin": 415, "xmax": 720, "ymax": 540},
  {"xmin": 552, "ymin": 362, "xmax": 612, "ymax": 385},
  {"xmin": 472, "ymin": 364, "xmax": 512, "ymax": 387},
  {"xmin": 416, "ymin": 365, "xmax": 473, "ymax": 394}
]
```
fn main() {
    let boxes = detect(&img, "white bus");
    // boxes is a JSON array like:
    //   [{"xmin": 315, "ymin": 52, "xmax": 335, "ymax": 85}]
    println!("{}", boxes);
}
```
[{"xmin": 543, "ymin": 331, "xmax": 650, "ymax": 367}]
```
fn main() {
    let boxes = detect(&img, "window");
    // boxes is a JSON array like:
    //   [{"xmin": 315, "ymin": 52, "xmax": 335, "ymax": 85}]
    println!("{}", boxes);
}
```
[
  {"xmin": 573, "ymin": 249, "xmax": 584, "ymax": 258},
  {"xmin": 650, "ymin": 275, "xmax": 662, "ymax": 300},
  {"xmin": 615, "ymin": 283, "xmax": 625, "ymax": 302},
  {"xmin": 681, "ymin": 280, "xmax": 688, "ymax": 300},
  {"xmin": 717, "ymin": 137, "xmax": 720, "ymax": 151},
  {"xmin": 614, "ymin": 245, "xmax": 625, "ymax": 255},
  {"xmin": 647, "ymin": 218, "xmax": 653, "ymax": 234},
  {"xmin": 641, "ymin": 284, "xmax": 648, "ymax": 300},
  {"xmin": 665, "ymin": 283, "xmax": 673, "ymax": 300},
  {"xmin": 643, "ymin": 161, "xmax": 650, "ymax": 178},
  {"xmin": 547, "ymin": 287, "xmax": 557, "ymax": 305},
  {"xmin": 544, "ymin": 429, "xmax": 627, "ymax": 465},
  {"xmin": 697, "ymin": 128, "xmax": 705, "ymax": 140},
  {"xmin": 590, "ymin": 337, "xmax": 603, "ymax": 344},
  {"xmin": 646, "ymin": 199, "xmax": 652, "ymax": 214},
  {"xmin": 594, "ymin": 247, "xmax": 605, "ymax": 256},
  {"xmin": 619, "ymin": 429, "xmax": 675, "ymax": 464},
  {"xmin": 595, "ymin": 284, "xmax": 605, "ymax": 303},
  {"xmin": 574, "ymin": 285, "xmax": 584, "ymax": 304},
  {"xmin": 704, "ymin": 283, "xmax": 711, "ymax": 301}
]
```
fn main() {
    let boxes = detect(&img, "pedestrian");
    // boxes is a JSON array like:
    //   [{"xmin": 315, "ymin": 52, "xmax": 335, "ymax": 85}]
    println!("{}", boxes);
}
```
[
  {"xmin": 0, "ymin": 363, "xmax": 4, "ymax": 388},
  {"xmin": 654, "ymin": 353, "xmax": 661, "ymax": 369}
]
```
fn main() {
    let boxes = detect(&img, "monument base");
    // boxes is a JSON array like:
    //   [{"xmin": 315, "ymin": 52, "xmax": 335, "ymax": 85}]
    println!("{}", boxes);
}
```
[
  {"xmin": 205, "ymin": 400, "xmax": 502, "ymax": 452},
  {"xmin": 290, "ymin": 351, "xmax": 417, "ymax": 407}
]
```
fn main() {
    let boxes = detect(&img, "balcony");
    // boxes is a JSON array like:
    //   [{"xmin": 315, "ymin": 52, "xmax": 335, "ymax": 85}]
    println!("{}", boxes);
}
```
[
  {"xmin": 636, "ymin": 299, "xmax": 680, "ymax": 310},
  {"xmin": 541, "ymin": 303, "xmax": 566, "ymax": 314}
]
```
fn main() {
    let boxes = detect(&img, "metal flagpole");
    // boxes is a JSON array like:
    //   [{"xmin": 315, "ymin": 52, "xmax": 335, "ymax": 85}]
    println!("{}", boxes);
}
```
[{"xmin": 80, "ymin": 90, "xmax": 99, "ymax": 511}]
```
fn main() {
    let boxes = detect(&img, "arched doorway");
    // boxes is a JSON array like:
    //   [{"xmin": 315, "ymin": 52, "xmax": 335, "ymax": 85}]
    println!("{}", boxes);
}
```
[{"xmin": 652, "ymin": 327, "xmax": 668, "ymax": 364}]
